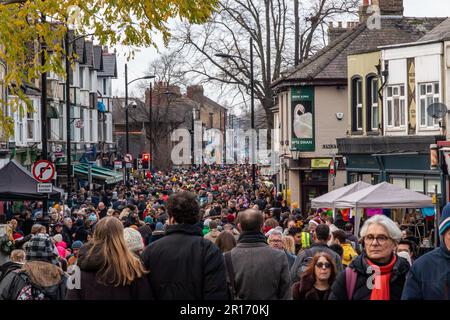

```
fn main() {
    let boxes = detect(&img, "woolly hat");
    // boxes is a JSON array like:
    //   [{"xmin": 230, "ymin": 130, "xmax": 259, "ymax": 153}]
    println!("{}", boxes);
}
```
[
  {"xmin": 155, "ymin": 222, "xmax": 164, "ymax": 231},
  {"xmin": 123, "ymin": 227, "xmax": 144, "ymax": 253},
  {"xmin": 144, "ymin": 216, "xmax": 154, "ymax": 224},
  {"xmin": 439, "ymin": 202, "xmax": 450, "ymax": 236},
  {"xmin": 53, "ymin": 234, "xmax": 63, "ymax": 243},
  {"xmin": 72, "ymin": 240, "xmax": 83, "ymax": 250},
  {"xmin": 226, "ymin": 214, "xmax": 235, "ymax": 223},
  {"xmin": 24, "ymin": 234, "xmax": 57, "ymax": 264}
]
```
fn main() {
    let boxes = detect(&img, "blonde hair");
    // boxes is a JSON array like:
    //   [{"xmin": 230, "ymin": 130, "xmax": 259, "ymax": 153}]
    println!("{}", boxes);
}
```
[
  {"xmin": 10, "ymin": 249, "xmax": 26, "ymax": 263},
  {"xmin": 87, "ymin": 217, "xmax": 147, "ymax": 286},
  {"xmin": 119, "ymin": 208, "xmax": 130, "ymax": 220},
  {"xmin": 283, "ymin": 235, "xmax": 296, "ymax": 255}
]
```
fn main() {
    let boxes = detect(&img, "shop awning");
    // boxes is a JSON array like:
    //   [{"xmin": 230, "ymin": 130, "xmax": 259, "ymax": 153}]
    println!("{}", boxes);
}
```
[{"xmin": 73, "ymin": 163, "xmax": 123, "ymax": 184}]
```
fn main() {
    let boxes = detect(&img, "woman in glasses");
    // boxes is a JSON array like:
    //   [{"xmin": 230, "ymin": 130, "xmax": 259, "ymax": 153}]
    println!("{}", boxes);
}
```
[
  {"xmin": 329, "ymin": 215, "xmax": 410, "ymax": 300},
  {"xmin": 292, "ymin": 252, "xmax": 337, "ymax": 300}
]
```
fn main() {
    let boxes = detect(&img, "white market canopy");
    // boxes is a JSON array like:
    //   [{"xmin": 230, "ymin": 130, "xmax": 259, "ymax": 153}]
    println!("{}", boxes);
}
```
[
  {"xmin": 311, "ymin": 181, "xmax": 372, "ymax": 209},
  {"xmin": 334, "ymin": 181, "xmax": 433, "ymax": 209}
]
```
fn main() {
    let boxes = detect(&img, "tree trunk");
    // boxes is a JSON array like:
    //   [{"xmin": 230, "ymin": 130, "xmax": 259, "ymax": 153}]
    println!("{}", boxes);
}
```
[{"xmin": 294, "ymin": 0, "xmax": 299, "ymax": 66}]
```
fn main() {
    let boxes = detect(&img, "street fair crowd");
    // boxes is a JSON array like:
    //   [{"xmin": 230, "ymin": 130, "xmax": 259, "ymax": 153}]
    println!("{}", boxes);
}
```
[{"xmin": 0, "ymin": 164, "xmax": 449, "ymax": 300}]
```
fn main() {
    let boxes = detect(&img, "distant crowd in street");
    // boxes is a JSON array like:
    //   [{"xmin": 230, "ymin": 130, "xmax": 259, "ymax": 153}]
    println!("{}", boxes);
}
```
[{"xmin": 0, "ymin": 164, "xmax": 449, "ymax": 300}]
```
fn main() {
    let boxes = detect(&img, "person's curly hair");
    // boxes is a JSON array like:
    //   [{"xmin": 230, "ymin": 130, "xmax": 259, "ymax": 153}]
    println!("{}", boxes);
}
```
[{"xmin": 167, "ymin": 191, "xmax": 200, "ymax": 224}]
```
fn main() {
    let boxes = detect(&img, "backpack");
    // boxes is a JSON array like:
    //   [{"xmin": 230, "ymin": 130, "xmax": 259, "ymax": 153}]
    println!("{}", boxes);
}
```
[
  {"xmin": 345, "ymin": 267, "xmax": 358, "ymax": 300},
  {"xmin": 15, "ymin": 272, "xmax": 66, "ymax": 300}
]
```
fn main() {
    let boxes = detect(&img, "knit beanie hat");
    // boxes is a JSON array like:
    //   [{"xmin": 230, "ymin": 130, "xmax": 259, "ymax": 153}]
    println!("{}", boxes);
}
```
[
  {"xmin": 144, "ymin": 216, "xmax": 154, "ymax": 224},
  {"xmin": 155, "ymin": 222, "xmax": 164, "ymax": 231},
  {"xmin": 439, "ymin": 202, "xmax": 450, "ymax": 236},
  {"xmin": 72, "ymin": 240, "xmax": 83, "ymax": 250},
  {"xmin": 25, "ymin": 234, "xmax": 57, "ymax": 264},
  {"xmin": 123, "ymin": 227, "xmax": 144, "ymax": 253},
  {"xmin": 53, "ymin": 234, "xmax": 63, "ymax": 243}
]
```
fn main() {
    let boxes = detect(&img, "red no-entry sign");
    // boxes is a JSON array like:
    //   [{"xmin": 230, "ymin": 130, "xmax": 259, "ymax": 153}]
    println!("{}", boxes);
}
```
[{"xmin": 32, "ymin": 160, "xmax": 56, "ymax": 183}]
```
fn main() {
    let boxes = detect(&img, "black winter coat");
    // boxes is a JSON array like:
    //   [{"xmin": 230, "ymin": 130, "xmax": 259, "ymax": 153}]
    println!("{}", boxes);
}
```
[
  {"xmin": 329, "ymin": 252, "xmax": 410, "ymax": 300},
  {"xmin": 66, "ymin": 242, "xmax": 153, "ymax": 300},
  {"xmin": 141, "ymin": 223, "xmax": 228, "ymax": 300}
]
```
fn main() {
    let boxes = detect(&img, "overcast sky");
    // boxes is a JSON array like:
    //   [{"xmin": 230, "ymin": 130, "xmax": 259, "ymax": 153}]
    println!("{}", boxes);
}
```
[{"xmin": 111, "ymin": 0, "xmax": 450, "ymax": 105}]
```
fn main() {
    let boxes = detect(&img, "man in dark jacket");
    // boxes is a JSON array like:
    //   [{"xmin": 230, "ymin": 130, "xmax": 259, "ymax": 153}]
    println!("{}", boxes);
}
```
[
  {"xmin": 142, "ymin": 191, "xmax": 228, "ymax": 300},
  {"xmin": 290, "ymin": 224, "xmax": 343, "ymax": 283},
  {"xmin": 226, "ymin": 209, "xmax": 291, "ymax": 300},
  {"xmin": 402, "ymin": 204, "xmax": 450, "ymax": 300}
]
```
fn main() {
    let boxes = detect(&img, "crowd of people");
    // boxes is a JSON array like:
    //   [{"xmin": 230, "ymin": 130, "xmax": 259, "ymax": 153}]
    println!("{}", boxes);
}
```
[{"xmin": 0, "ymin": 164, "xmax": 449, "ymax": 300}]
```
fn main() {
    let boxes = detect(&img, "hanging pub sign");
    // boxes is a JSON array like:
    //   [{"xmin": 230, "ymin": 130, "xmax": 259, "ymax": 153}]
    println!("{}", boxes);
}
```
[{"xmin": 291, "ymin": 86, "xmax": 315, "ymax": 151}]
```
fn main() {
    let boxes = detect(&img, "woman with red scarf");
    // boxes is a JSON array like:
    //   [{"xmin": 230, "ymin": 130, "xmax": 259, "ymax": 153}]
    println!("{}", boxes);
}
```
[{"xmin": 328, "ymin": 215, "xmax": 410, "ymax": 300}]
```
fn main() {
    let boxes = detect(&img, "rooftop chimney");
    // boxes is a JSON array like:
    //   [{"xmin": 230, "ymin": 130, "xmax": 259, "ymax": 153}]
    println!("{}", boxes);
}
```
[
  {"xmin": 186, "ymin": 85, "xmax": 204, "ymax": 102},
  {"xmin": 328, "ymin": 21, "xmax": 348, "ymax": 44},
  {"xmin": 378, "ymin": 0, "xmax": 404, "ymax": 16}
]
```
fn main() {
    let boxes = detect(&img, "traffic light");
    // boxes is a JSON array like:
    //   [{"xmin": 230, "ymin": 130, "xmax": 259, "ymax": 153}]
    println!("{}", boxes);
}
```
[{"xmin": 142, "ymin": 153, "xmax": 150, "ymax": 170}]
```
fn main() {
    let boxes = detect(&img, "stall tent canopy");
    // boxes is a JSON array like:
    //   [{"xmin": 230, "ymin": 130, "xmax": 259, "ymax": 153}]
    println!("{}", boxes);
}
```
[
  {"xmin": 73, "ymin": 163, "xmax": 123, "ymax": 185},
  {"xmin": 0, "ymin": 160, "xmax": 64, "ymax": 201},
  {"xmin": 311, "ymin": 181, "xmax": 372, "ymax": 208},
  {"xmin": 334, "ymin": 182, "xmax": 433, "ymax": 209},
  {"xmin": 334, "ymin": 182, "xmax": 433, "ymax": 236}
]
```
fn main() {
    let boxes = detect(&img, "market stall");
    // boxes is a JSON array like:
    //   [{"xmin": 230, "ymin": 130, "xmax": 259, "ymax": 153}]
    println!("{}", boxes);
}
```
[{"xmin": 334, "ymin": 182, "xmax": 433, "ymax": 237}]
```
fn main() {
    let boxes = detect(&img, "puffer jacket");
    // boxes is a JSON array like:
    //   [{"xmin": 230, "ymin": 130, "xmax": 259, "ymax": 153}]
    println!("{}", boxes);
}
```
[
  {"xmin": 402, "ymin": 242, "xmax": 450, "ymax": 300},
  {"xmin": 329, "ymin": 252, "xmax": 410, "ymax": 300},
  {"xmin": 66, "ymin": 242, "xmax": 153, "ymax": 300},
  {"xmin": 0, "ymin": 260, "xmax": 66, "ymax": 300}
]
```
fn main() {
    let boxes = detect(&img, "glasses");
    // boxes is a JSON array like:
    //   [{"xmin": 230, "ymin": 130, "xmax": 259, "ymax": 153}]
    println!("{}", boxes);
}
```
[
  {"xmin": 364, "ymin": 234, "xmax": 391, "ymax": 245},
  {"xmin": 315, "ymin": 262, "xmax": 331, "ymax": 269}
]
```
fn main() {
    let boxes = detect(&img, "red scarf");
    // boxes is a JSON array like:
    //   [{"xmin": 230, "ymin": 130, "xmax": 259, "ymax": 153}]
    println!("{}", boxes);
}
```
[{"xmin": 366, "ymin": 255, "xmax": 397, "ymax": 300}]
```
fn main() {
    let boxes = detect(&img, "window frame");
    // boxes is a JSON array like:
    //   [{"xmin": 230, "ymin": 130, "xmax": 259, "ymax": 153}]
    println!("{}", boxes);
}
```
[
  {"xmin": 366, "ymin": 75, "xmax": 379, "ymax": 132},
  {"xmin": 351, "ymin": 76, "xmax": 363, "ymax": 132},
  {"xmin": 418, "ymin": 82, "xmax": 440, "ymax": 129},
  {"xmin": 386, "ymin": 84, "xmax": 406, "ymax": 129}
]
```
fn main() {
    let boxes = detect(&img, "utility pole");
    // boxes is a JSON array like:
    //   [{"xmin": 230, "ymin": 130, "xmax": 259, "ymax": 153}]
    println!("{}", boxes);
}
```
[
  {"xmin": 294, "ymin": 0, "xmax": 300, "ymax": 66},
  {"xmin": 250, "ymin": 37, "xmax": 256, "ymax": 192},
  {"xmin": 65, "ymin": 31, "xmax": 72, "ymax": 204},
  {"xmin": 41, "ymin": 13, "xmax": 49, "ymax": 214},
  {"xmin": 149, "ymin": 82, "xmax": 153, "ymax": 171},
  {"xmin": 125, "ymin": 64, "xmax": 129, "ymax": 185}
]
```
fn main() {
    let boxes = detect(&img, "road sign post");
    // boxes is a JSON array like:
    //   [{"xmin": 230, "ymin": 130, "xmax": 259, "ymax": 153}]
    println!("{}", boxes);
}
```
[{"xmin": 37, "ymin": 183, "xmax": 53, "ymax": 193}]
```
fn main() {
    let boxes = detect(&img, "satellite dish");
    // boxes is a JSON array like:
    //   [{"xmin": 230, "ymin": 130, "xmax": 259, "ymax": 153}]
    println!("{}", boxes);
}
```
[{"xmin": 427, "ymin": 102, "xmax": 448, "ymax": 119}]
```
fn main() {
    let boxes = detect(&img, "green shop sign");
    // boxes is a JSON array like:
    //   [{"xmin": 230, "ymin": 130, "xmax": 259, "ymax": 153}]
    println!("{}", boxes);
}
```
[{"xmin": 291, "ymin": 86, "xmax": 314, "ymax": 151}]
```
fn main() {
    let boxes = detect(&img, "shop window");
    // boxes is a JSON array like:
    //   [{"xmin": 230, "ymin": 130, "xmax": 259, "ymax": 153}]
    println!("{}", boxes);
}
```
[
  {"xmin": 408, "ymin": 178, "xmax": 424, "ymax": 193},
  {"xmin": 426, "ymin": 179, "xmax": 441, "ymax": 196},
  {"xmin": 391, "ymin": 177, "xmax": 406, "ymax": 188}
]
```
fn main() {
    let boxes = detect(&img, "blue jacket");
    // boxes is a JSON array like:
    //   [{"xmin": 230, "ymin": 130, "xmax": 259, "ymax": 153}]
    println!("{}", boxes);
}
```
[{"xmin": 402, "ymin": 243, "xmax": 450, "ymax": 300}]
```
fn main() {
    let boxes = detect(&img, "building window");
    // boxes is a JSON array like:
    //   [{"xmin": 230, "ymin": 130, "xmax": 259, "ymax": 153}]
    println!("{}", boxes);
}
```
[
  {"xmin": 26, "ymin": 105, "xmax": 34, "ymax": 141},
  {"xmin": 351, "ymin": 77, "xmax": 363, "ymax": 131},
  {"xmin": 79, "ymin": 68, "xmax": 84, "ymax": 89},
  {"xmin": 367, "ymin": 76, "xmax": 378, "ymax": 131},
  {"xmin": 386, "ymin": 85, "xmax": 406, "ymax": 128},
  {"xmin": 80, "ymin": 108, "xmax": 84, "ymax": 142},
  {"xmin": 419, "ymin": 83, "xmax": 439, "ymax": 128},
  {"xmin": 209, "ymin": 113, "xmax": 213, "ymax": 128},
  {"xmin": 103, "ymin": 79, "xmax": 107, "ymax": 95}
]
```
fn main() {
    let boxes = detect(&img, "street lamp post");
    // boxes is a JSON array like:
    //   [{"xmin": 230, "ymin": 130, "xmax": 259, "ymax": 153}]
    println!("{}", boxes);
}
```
[
  {"xmin": 215, "ymin": 37, "xmax": 256, "ymax": 191},
  {"xmin": 124, "ymin": 65, "xmax": 155, "ymax": 184}
]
